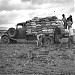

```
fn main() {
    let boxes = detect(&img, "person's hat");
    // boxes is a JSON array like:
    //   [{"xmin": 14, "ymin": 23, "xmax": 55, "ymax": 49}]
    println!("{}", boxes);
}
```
[
  {"xmin": 62, "ymin": 14, "xmax": 65, "ymax": 16},
  {"xmin": 70, "ymin": 15, "xmax": 72, "ymax": 17}
]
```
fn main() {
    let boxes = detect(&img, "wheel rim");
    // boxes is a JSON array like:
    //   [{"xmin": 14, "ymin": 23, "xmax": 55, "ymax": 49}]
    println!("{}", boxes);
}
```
[
  {"xmin": 45, "ymin": 39, "xmax": 50, "ymax": 45},
  {"xmin": 8, "ymin": 28, "xmax": 16, "ymax": 37},
  {"xmin": 44, "ymin": 37, "xmax": 53, "ymax": 46},
  {"xmin": 9, "ymin": 29, "xmax": 15, "ymax": 36},
  {"xmin": 1, "ymin": 36, "xmax": 10, "ymax": 44},
  {"xmin": 73, "ymin": 35, "xmax": 75, "ymax": 44}
]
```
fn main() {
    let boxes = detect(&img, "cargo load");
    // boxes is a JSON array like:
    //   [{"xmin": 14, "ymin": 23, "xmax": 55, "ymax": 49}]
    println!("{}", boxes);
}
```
[{"xmin": 26, "ymin": 16, "xmax": 63, "ymax": 34}]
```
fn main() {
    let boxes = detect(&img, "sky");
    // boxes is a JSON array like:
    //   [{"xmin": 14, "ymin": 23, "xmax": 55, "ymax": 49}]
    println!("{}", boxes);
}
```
[{"xmin": 0, "ymin": 0, "xmax": 74, "ymax": 30}]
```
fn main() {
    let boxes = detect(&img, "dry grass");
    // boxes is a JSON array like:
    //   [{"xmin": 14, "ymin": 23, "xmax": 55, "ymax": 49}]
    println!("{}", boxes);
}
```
[{"xmin": 0, "ymin": 41, "xmax": 75, "ymax": 75}]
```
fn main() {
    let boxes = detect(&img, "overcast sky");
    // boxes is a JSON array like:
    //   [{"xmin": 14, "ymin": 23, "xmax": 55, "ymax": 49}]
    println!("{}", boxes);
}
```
[{"xmin": 0, "ymin": 0, "xmax": 74, "ymax": 30}]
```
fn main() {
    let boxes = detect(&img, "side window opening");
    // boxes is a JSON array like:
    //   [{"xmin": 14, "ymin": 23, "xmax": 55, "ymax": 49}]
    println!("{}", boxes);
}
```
[{"xmin": 17, "ymin": 25, "xmax": 22, "ymax": 29}]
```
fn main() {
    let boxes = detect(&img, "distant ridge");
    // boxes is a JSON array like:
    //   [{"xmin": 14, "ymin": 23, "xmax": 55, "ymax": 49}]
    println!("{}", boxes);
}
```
[
  {"xmin": 0, "ymin": 30, "xmax": 7, "ymax": 33},
  {"xmin": 0, "ymin": 27, "xmax": 8, "ymax": 30}
]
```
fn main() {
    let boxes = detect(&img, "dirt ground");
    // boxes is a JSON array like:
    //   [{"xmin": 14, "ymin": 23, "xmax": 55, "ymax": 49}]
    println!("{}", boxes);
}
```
[{"xmin": 0, "ymin": 40, "xmax": 75, "ymax": 75}]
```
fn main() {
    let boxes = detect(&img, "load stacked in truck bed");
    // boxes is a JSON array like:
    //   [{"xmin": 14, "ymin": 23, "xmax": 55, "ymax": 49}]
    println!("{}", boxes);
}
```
[{"xmin": 26, "ymin": 17, "xmax": 63, "ymax": 34}]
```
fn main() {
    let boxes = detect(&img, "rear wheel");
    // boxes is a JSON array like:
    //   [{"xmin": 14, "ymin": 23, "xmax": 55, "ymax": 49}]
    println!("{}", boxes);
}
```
[
  {"xmin": 43, "ymin": 36, "xmax": 54, "ymax": 46},
  {"xmin": 73, "ymin": 35, "xmax": 75, "ymax": 44},
  {"xmin": 1, "ymin": 36, "xmax": 10, "ymax": 44}
]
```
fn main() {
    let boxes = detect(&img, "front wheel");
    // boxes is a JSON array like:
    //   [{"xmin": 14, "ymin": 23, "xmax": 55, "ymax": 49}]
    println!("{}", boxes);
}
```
[
  {"xmin": 1, "ymin": 36, "xmax": 10, "ymax": 44},
  {"xmin": 7, "ymin": 28, "xmax": 17, "ymax": 38},
  {"xmin": 43, "ymin": 36, "xmax": 54, "ymax": 46}
]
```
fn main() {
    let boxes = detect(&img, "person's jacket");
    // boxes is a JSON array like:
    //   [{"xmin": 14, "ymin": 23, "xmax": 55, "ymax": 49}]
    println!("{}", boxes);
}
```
[{"xmin": 54, "ymin": 27, "xmax": 61, "ymax": 35}]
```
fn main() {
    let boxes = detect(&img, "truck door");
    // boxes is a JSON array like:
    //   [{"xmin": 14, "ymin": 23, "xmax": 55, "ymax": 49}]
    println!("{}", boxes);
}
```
[{"xmin": 17, "ymin": 24, "xmax": 26, "ymax": 39}]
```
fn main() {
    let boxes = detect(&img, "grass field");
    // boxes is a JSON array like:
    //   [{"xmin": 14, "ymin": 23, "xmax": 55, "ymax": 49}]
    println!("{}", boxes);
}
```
[
  {"xmin": 0, "ymin": 31, "xmax": 75, "ymax": 75},
  {"xmin": 0, "ymin": 41, "xmax": 75, "ymax": 75}
]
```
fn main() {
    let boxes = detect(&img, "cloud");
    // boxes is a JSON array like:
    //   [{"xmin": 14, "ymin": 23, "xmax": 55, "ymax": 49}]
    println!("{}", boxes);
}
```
[
  {"xmin": 69, "ymin": 12, "xmax": 75, "ymax": 28},
  {"xmin": 0, "ymin": 1, "xmax": 74, "ymax": 25},
  {"xmin": 0, "ymin": 0, "xmax": 9, "ymax": 11},
  {"xmin": 21, "ymin": 0, "xmax": 31, "ymax": 2},
  {"xmin": 0, "ymin": 10, "xmax": 33, "ymax": 29},
  {"xmin": 31, "ymin": 0, "xmax": 73, "ymax": 5},
  {"xmin": 0, "ymin": 0, "xmax": 35, "ymax": 11},
  {"xmin": 0, "ymin": 10, "xmax": 19, "ymax": 25},
  {"xmin": 0, "ymin": 0, "xmax": 74, "ymax": 11},
  {"xmin": 0, "ymin": 10, "xmax": 34, "ymax": 26},
  {"xmin": 0, "ymin": 0, "xmax": 74, "ymax": 30},
  {"xmin": 0, "ymin": 5, "xmax": 73, "ymax": 26}
]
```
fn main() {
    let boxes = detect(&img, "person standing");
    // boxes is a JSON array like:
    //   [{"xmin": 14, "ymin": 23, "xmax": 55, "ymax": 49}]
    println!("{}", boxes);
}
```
[
  {"xmin": 54, "ymin": 26, "xmax": 61, "ymax": 44},
  {"xmin": 68, "ymin": 25, "xmax": 75, "ymax": 48},
  {"xmin": 62, "ymin": 14, "xmax": 67, "ymax": 29},
  {"xmin": 67, "ymin": 15, "xmax": 73, "ymax": 29},
  {"xmin": 36, "ymin": 33, "xmax": 44, "ymax": 47}
]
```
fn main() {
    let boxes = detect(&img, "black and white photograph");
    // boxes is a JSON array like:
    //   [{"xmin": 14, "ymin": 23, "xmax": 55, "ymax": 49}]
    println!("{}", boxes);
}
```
[{"xmin": 0, "ymin": 0, "xmax": 75, "ymax": 75}]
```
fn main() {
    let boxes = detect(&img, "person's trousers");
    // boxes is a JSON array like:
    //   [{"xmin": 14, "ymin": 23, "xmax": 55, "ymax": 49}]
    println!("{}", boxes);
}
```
[
  {"xmin": 64, "ymin": 22, "xmax": 67, "ymax": 29},
  {"xmin": 68, "ymin": 35, "xmax": 75, "ymax": 47},
  {"xmin": 54, "ymin": 34, "xmax": 61, "ymax": 44}
]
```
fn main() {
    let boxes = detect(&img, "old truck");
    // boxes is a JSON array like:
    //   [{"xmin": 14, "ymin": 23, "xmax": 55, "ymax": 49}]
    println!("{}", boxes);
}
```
[{"xmin": 1, "ymin": 16, "xmax": 69, "ymax": 46}]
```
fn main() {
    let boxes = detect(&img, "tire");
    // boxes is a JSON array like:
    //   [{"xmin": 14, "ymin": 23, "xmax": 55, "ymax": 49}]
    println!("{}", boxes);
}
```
[
  {"xmin": 43, "ymin": 36, "xmax": 54, "ymax": 46},
  {"xmin": 1, "ymin": 35, "xmax": 10, "ymax": 44},
  {"xmin": 73, "ymin": 35, "xmax": 75, "ymax": 44},
  {"xmin": 7, "ymin": 28, "xmax": 17, "ymax": 37}
]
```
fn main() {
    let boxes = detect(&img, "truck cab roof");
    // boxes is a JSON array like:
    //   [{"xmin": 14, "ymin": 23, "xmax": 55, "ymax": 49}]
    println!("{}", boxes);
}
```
[{"xmin": 17, "ymin": 22, "xmax": 26, "ymax": 26}]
